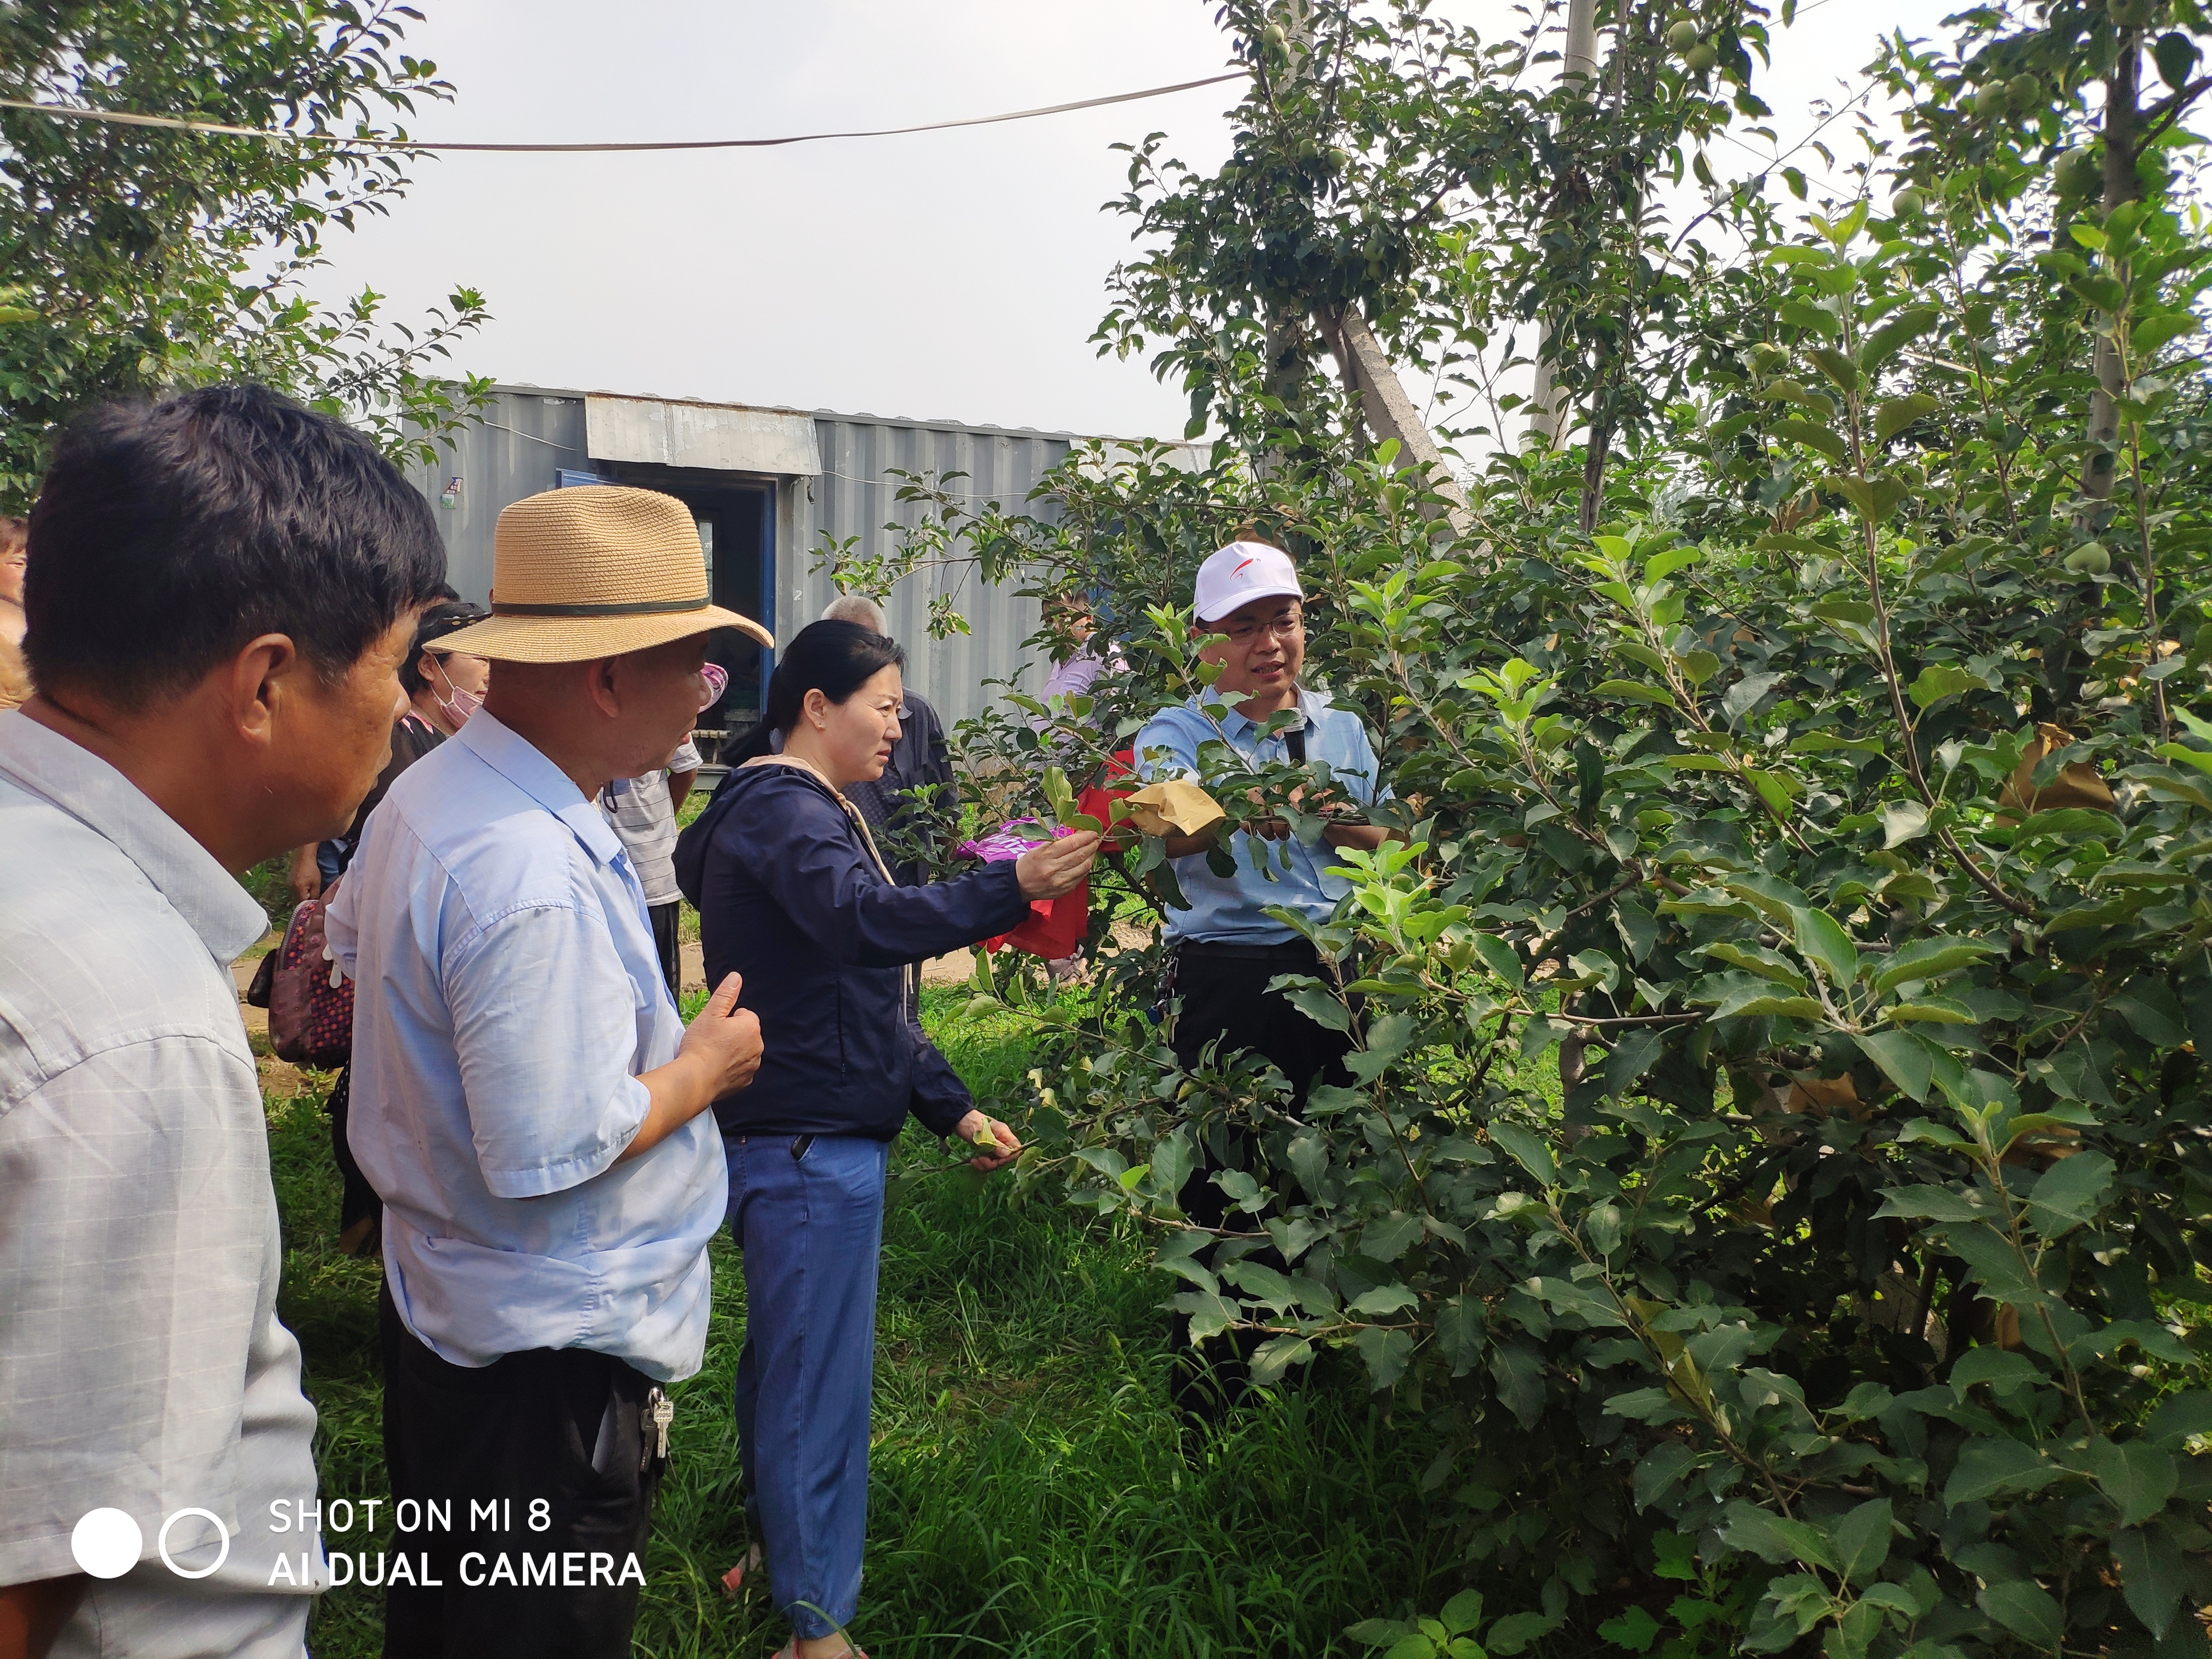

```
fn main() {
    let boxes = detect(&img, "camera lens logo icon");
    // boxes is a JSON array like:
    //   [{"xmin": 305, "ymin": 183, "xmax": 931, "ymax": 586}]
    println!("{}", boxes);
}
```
[{"xmin": 71, "ymin": 1507, "xmax": 231, "ymax": 1579}]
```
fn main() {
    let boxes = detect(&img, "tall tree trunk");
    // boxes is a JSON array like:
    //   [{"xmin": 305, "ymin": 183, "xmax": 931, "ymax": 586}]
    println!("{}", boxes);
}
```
[
  {"xmin": 1526, "ymin": 0, "xmax": 1600, "ymax": 450},
  {"xmin": 2081, "ymin": 32, "xmax": 2141, "ymax": 518}
]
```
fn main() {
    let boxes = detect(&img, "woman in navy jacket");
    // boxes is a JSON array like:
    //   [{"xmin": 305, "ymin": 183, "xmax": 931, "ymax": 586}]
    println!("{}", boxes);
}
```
[{"xmin": 674, "ymin": 620, "xmax": 1097, "ymax": 1659}]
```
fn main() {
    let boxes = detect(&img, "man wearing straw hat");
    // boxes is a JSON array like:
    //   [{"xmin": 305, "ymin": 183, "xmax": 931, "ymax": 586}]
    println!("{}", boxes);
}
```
[{"xmin": 327, "ymin": 486, "xmax": 770, "ymax": 1657}]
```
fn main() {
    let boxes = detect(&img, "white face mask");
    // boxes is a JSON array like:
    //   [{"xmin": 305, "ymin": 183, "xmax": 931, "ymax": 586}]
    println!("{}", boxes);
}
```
[{"xmin": 430, "ymin": 658, "xmax": 482, "ymax": 730}]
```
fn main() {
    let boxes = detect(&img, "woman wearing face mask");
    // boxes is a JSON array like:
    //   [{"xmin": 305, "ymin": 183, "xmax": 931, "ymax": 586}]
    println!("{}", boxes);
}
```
[
  {"xmin": 674, "ymin": 620, "xmax": 1099, "ymax": 1659},
  {"xmin": 285, "ymin": 600, "xmax": 492, "ymax": 901},
  {"xmin": 284, "ymin": 599, "xmax": 489, "ymax": 1254}
]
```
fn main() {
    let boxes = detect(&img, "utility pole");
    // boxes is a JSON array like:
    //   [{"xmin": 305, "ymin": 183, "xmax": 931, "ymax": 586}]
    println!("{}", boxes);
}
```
[
  {"xmin": 1314, "ymin": 302, "xmax": 1476, "ymax": 537},
  {"xmin": 1525, "ymin": 0, "xmax": 1600, "ymax": 450}
]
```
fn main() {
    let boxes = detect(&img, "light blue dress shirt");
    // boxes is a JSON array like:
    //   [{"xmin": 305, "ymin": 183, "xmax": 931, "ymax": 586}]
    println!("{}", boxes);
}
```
[
  {"xmin": 1134, "ymin": 686, "xmax": 1390, "ymax": 945},
  {"xmin": 326, "ymin": 710, "xmax": 724, "ymax": 1383},
  {"xmin": 0, "ymin": 712, "xmax": 323, "ymax": 1654}
]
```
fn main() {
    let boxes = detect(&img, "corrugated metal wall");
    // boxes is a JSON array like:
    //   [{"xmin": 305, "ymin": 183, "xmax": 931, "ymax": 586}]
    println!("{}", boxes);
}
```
[
  {"xmin": 402, "ymin": 387, "xmax": 1073, "ymax": 728},
  {"xmin": 795, "ymin": 416, "xmax": 1070, "ymax": 727},
  {"xmin": 401, "ymin": 388, "xmax": 590, "ymax": 601}
]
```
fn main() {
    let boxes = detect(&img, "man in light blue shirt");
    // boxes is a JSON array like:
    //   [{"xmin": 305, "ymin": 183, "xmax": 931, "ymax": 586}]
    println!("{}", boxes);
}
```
[
  {"xmin": 1136, "ymin": 686, "xmax": 1388, "ymax": 944},
  {"xmin": 1133, "ymin": 536, "xmax": 1397, "ymax": 1417},
  {"xmin": 1, "ymin": 385, "xmax": 449, "ymax": 1658},
  {"xmin": 327, "ymin": 484, "xmax": 769, "ymax": 1658}
]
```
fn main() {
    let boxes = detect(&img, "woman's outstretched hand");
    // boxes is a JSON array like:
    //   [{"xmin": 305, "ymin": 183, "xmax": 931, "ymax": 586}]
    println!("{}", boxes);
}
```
[
  {"xmin": 955, "ymin": 1110, "xmax": 1022, "ymax": 1173},
  {"xmin": 1015, "ymin": 830, "xmax": 1101, "ymax": 900}
]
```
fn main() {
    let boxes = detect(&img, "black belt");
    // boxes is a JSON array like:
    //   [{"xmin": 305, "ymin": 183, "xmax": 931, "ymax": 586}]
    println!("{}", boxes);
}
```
[{"xmin": 1178, "ymin": 939, "xmax": 1319, "ymax": 963}]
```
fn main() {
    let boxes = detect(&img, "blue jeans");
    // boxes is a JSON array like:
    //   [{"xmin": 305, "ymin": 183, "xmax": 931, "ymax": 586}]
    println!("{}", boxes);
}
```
[{"xmin": 726, "ymin": 1132, "xmax": 888, "ymax": 1641}]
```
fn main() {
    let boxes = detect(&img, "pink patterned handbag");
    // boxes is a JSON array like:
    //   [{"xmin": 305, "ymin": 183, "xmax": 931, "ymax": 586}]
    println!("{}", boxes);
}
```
[{"xmin": 267, "ymin": 882, "xmax": 354, "ymax": 1068}]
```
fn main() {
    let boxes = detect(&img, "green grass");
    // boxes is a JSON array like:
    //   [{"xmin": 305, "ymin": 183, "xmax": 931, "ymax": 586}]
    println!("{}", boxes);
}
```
[{"xmin": 270, "ymin": 992, "xmax": 1454, "ymax": 1657}]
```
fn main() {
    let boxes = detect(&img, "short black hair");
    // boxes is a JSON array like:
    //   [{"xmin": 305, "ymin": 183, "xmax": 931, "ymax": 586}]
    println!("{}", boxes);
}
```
[{"xmin": 24, "ymin": 384, "xmax": 447, "ymax": 706}]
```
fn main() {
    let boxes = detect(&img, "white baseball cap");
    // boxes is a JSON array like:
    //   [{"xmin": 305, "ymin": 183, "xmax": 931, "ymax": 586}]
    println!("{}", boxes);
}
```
[{"xmin": 1194, "ymin": 541, "xmax": 1303, "ymax": 625}]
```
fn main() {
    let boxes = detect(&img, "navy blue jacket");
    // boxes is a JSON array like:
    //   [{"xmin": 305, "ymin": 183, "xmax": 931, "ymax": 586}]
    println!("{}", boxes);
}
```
[{"xmin": 673, "ymin": 761, "xmax": 1029, "ymax": 1141}]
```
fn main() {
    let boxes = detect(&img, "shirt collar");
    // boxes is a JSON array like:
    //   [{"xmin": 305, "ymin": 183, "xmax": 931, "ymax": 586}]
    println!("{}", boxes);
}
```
[
  {"xmin": 0, "ymin": 709, "xmax": 270, "ymax": 964},
  {"xmin": 455, "ymin": 709, "xmax": 628, "ymax": 869}
]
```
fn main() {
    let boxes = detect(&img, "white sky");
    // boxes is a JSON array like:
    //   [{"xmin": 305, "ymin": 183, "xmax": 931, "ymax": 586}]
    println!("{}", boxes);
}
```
[{"xmin": 301, "ymin": 0, "xmax": 1959, "ymax": 443}]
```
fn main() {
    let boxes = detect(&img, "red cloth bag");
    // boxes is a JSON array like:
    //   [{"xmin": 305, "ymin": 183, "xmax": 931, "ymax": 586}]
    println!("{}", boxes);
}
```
[{"xmin": 981, "ymin": 751, "xmax": 1135, "ymax": 961}]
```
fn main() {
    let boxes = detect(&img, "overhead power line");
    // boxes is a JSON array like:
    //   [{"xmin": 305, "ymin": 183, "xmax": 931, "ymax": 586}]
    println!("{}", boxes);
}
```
[{"xmin": 0, "ymin": 71, "xmax": 1246, "ymax": 155}]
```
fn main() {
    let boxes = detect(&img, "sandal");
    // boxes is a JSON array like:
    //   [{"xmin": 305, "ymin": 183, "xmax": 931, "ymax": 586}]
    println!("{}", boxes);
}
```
[{"xmin": 720, "ymin": 1543, "xmax": 763, "ymax": 1597}]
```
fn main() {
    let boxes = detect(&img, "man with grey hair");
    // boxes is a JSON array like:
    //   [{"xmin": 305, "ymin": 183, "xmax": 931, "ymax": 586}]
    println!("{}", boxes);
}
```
[{"xmin": 820, "ymin": 592, "xmax": 953, "ymax": 884}]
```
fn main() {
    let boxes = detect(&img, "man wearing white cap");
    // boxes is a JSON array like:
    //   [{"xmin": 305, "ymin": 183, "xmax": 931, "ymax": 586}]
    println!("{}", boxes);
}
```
[
  {"xmin": 1133, "ymin": 532, "xmax": 1395, "ymax": 1412},
  {"xmin": 326, "ymin": 486, "xmax": 768, "ymax": 1657}
]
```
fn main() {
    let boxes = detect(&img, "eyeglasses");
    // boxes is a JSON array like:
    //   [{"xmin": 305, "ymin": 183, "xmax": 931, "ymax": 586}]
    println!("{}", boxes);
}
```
[{"xmin": 1221, "ymin": 615, "xmax": 1305, "ymax": 645}]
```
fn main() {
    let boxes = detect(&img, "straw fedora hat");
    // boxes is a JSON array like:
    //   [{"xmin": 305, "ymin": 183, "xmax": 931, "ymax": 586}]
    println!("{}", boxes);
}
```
[{"xmin": 437, "ymin": 485, "xmax": 773, "ymax": 663}]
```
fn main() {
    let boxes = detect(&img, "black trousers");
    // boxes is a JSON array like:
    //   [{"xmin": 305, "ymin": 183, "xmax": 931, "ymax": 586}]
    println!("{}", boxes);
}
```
[
  {"xmin": 1166, "ymin": 941, "xmax": 1356, "ymax": 1412},
  {"xmin": 377, "ymin": 1284, "xmax": 665, "ymax": 1659},
  {"xmin": 325, "ymin": 1067, "xmax": 381, "ymax": 1240},
  {"xmin": 647, "ymin": 900, "xmax": 681, "ymax": 1005}
]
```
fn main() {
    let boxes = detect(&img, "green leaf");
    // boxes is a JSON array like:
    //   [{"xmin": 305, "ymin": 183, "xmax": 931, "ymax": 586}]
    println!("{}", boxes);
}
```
[
  {"xmin": 2109, "ymin": 983, "xmax": 2189, "ymax": 1047},
  {"xmin": 1978, "ymin": 1579, "xmax": 2063, "ymax": 1647},
  {"xmin": 1908, "ymin": 663, "xmax": 1984, "ymax": 709},
  {"xmin": 1440, "ymin": 1589, "xmax": 1487, "ymax": 1637},
  {"xmin": 1345, "ymin": 1618, "xmax": 1408, "ymax": 1649},
  {"xmin": 1484, "ymin": 1612, "xmax": 1558, "ymax": 1656},
  {"xmin": 1874, "ymin": 1183, "xmax": 1990, "ymax": 1223},
  {"xmin": 1949, "ymin": 1345, "xmax": 2044, "ymax": 1398},
  {"xmin": 1874, "ymin": 392, "xmax": 1940, "ymax": 444},
  {"xmin": 1710, "ymin": 988, "xmax": 1827, "ymax": 1022},
  {"xmin": 1356, "ymin": 1326, "xmax": 1415, "ymax": 1391},
  {"xmin": 1488, "ymin": 1344, "xmax": 1547, "ymax": 1429},
  {"xmin": 1634, "ymin": 1442, "xmax": 1697, "ymax": 1511},
  {"xmin": 1488, "ymin": 1122, "xmax": 1556, "ymax": 1184},
  {"xmin": 1435, "ymin": 1294, "xmax": 1488, "ymax": 1376},
  {"xmin": 2088, "ymin": 1438, "xmax": 2179, "ymax": 1526},
  {"xmin": 1280, "ymin": 982, "xmax": 1355, "ymax": 1034},
  {"xmin": 1595, "ymin": 678, "xmax": 1679, "ymax": 706},
  {"xmin": 2112, "ymin": 1525, "xmax": 2186, "ymax": 1638},
  {"xmin": 1473, "ymin": 934, "xmax": 1525, "ymax": 989},
  {"xmin": 1871, "ymin": 935, "xmax": 2003, "ymax": 993},
  {"xmin": 1771, "ymin": 416, "xmax": 1848, "ymax": 462},
  {"xmin": 1790, "ymin": 905, "xmax": 1861, "ymax": 986},
  {"xmin": 1249, "ymin": 1334, "xmax": 1315, "ymax": 1386},
  {"xmin": 1945, "ymin": 1437, "xmax": 2065, "ymax": 1506},
  {"xmin": 2154, "ymin": 28, "xmax": 2200, "ymax": 93},
  {"xmin": 1721, "ymin": 1499, "xmax": 1837, "ymax": 1571},
  {"xmin": 1831, "ymin": 1497, "xmax": 1893, "ymax": 1587},
  {"xmin": 1945, "ymin": 1223, "xmax": 2059, "ymax": 1307},
  {"xmin": 1644, "ymin": 545, "xmax": 1703, "ymax": 581},
  {"xmin": 1828, "ymin": 472, "xmax": 1908, "ymax": 522},
  {"xmin": 1857, "ymin": 1031, "xmax": 1937, "ymax": 1102},
  {"xmin": 1884, "ymin": 1000, "xmax": 1978, "ymax": 1024},
  {"xmin": 1808, "ymin": 345, "xmax": 1860, "ymax": 391},
  {"xmin": 1221, "ymin": 1257, "xmax": 1297, "ymax": 1307},
  {"xmin": 2143, "ymin": 1392, "xmax": 2212, "ymax": 1447},
  {"xmin": 1598, "ymin": 1607, "xmax": 1663, "ymax": 1653},
  {"xmin": 1860, "ymin": 306, "xmax": 1938, "ymax": 375},
  {"xmin": 1359, "ymin": 1214, "xmax": 1425, "ymax": 1262},
  {"xmin": 2134, "ymin": 309, "xmax": 2202, "ymax": 354},
  {"xmin": 1699, "ymin": 941, "xmax": 1808, "ymax": 988},
  {"xmin": 1527, "ymin": 1276, "xmax": 1627, "ymax": 1328},
  {"xmin": 1881, "ymin": 799, "xmax": 1931, "ymax": 847},
  {"xmin": 2023, "ymin": 1153, "xmax": 2114, "ymax": 1238}
]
